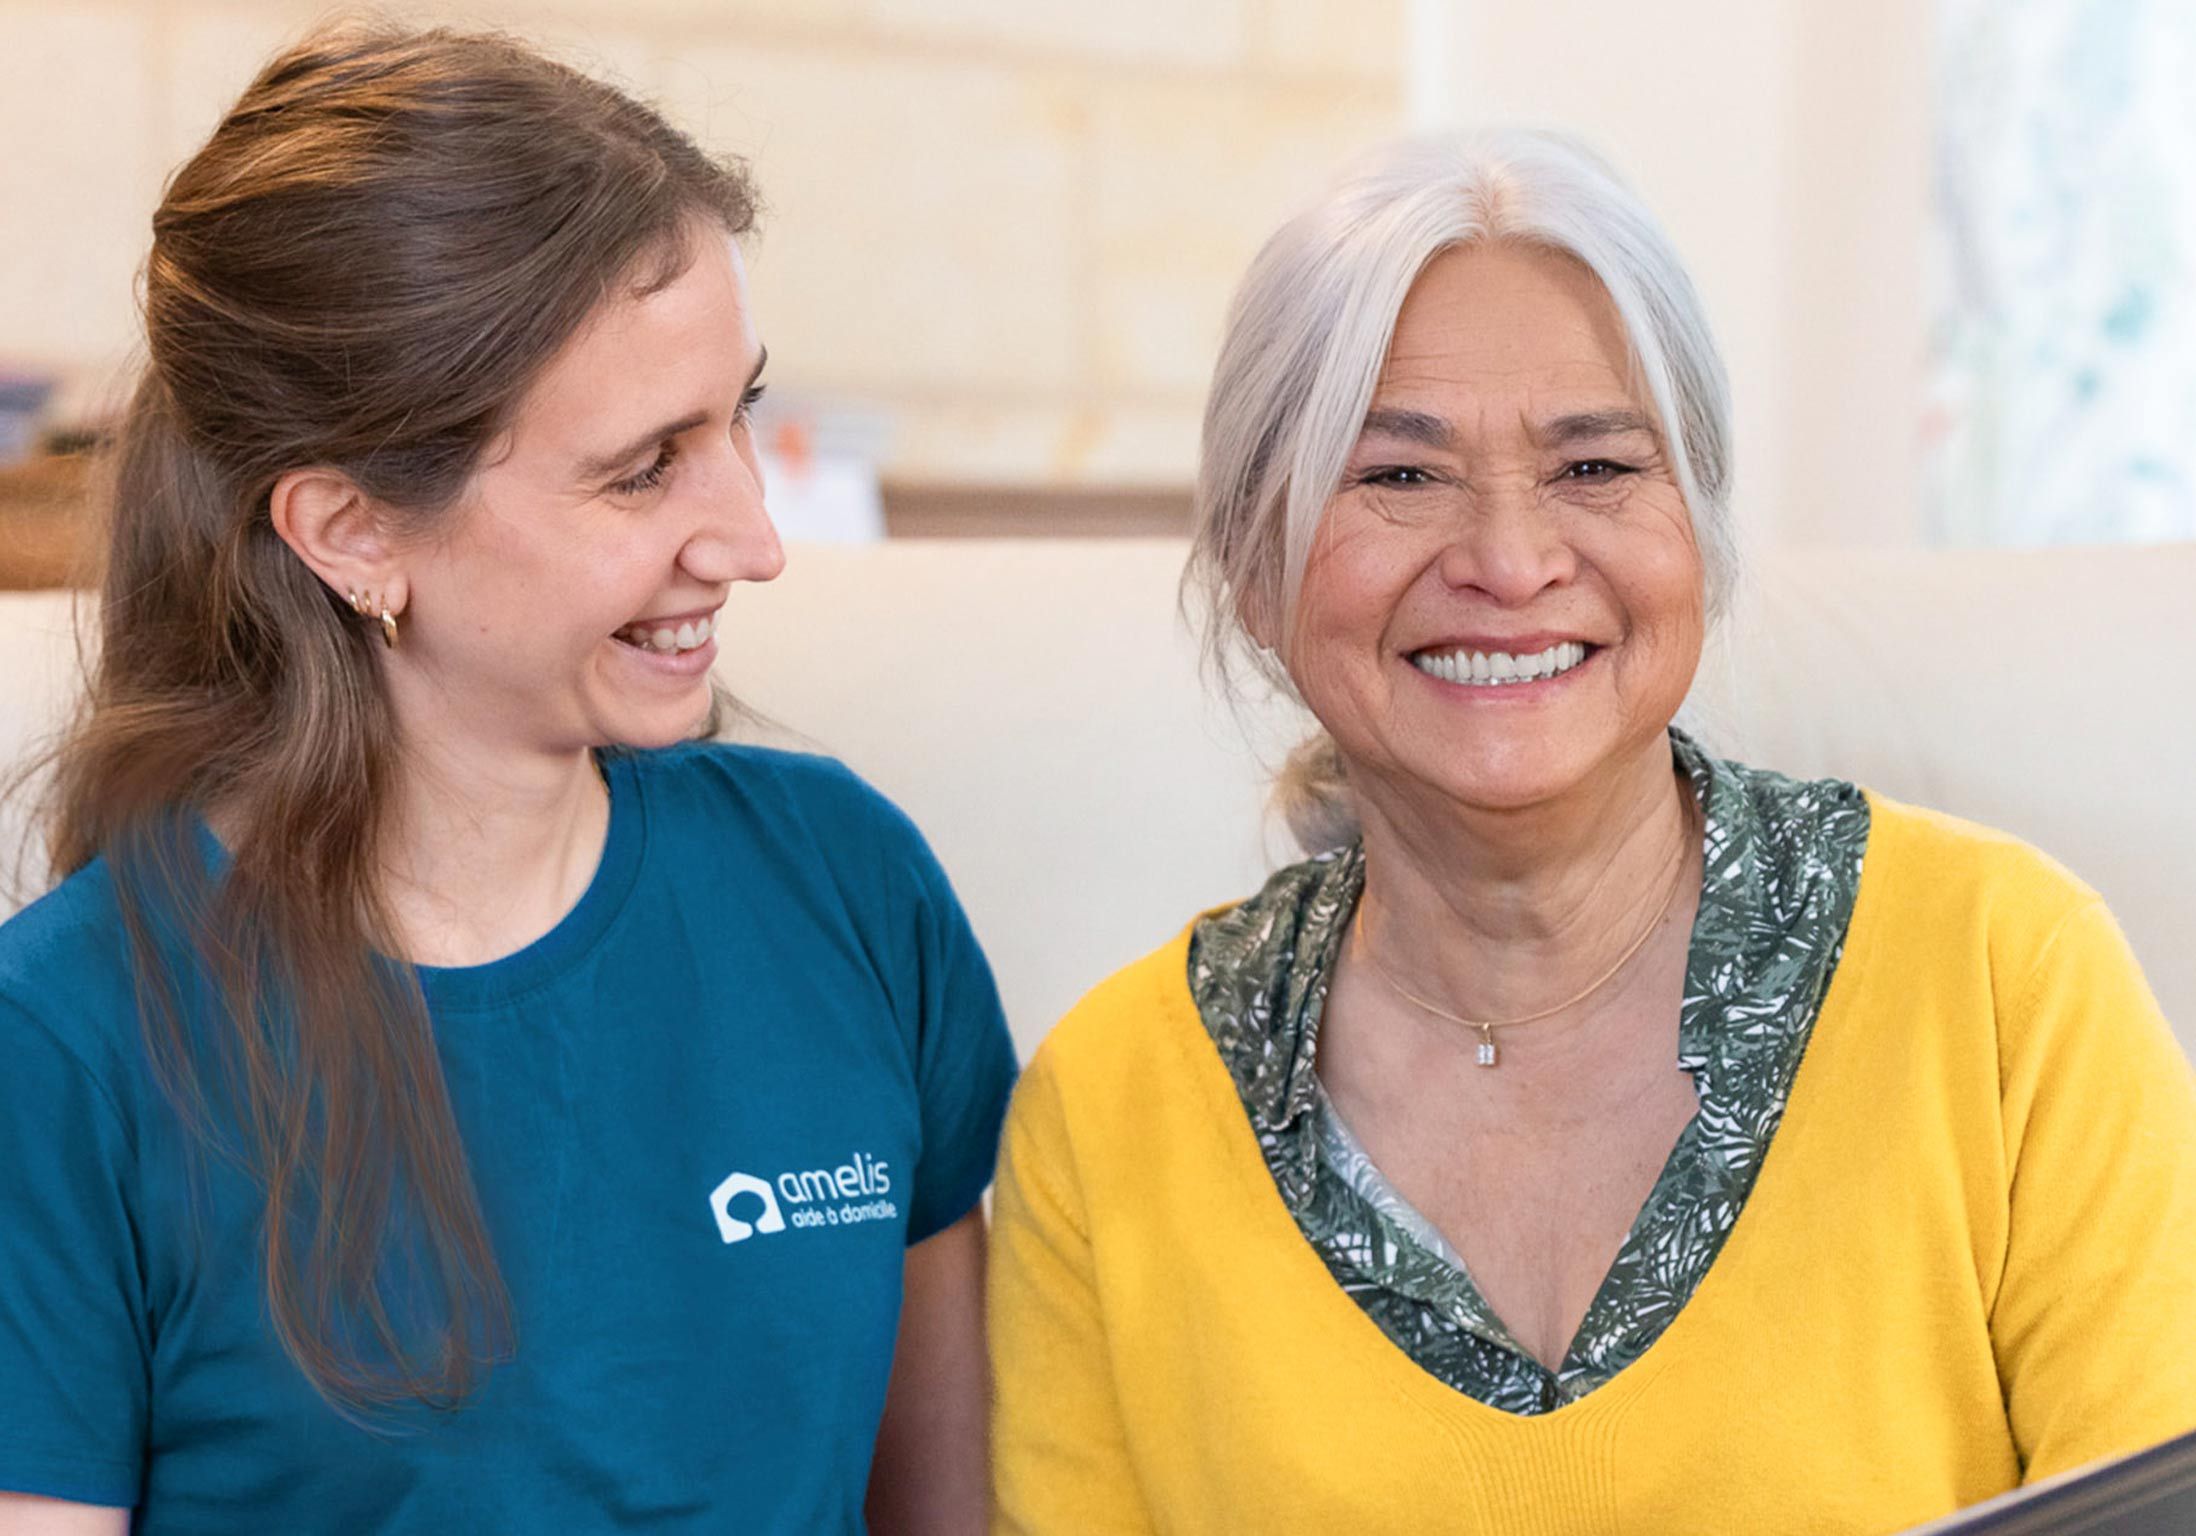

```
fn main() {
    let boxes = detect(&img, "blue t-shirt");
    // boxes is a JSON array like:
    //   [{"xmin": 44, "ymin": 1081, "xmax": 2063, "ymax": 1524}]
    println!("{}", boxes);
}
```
[{"xmin": 0, "ymin": 744, "xmax": 1018, "ymax": 1533}]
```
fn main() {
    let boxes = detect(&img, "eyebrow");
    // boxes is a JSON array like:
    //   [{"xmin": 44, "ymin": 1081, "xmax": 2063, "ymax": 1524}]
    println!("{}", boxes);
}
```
[
  {"xmin": 1358, "ymin": 407, "xmax": 1456, "ymax": 450},
  {"xmin": 1355, "ymin": 405, "xmax": 1661, "ymax": 454},
  {"xmin": 1540, "ymin": 408, "xmax": 1660, "ymax": 447},
  {"xmin": 578, "ymin": 345, "xmax": 769, "ymax": 479}
]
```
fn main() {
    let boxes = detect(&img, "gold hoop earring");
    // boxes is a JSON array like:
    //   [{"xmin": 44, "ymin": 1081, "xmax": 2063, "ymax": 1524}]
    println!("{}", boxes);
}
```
[{"xmin": 344, "ymin": 586, "xmax": 397, "ymax": 648}]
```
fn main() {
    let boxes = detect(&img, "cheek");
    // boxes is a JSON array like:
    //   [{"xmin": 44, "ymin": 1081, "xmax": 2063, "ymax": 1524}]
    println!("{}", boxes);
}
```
[
  {"xmin": 446, "ymin": 550, "xmax": 626, "ymax": 669},
  {"xmin": 1583, "ymin": 488, "xmax": 1700, "ymax": 616},
  {"xmin": 1291, "ymin": 506, "xmax": 1420, "ymax": 648},
  {"xmin": 1636, "ymin": 541, "xmax": 1706, "ymax": 646},
  {"xmin": 1595, "ymin": 511, "xmax": 1707, "ymax": 693},
  {"xmin": 425, "ymin": 506, "xmax": 563, "ymax": 615},
  {"xmin": 1284, "ymin": 536, "xmax": 1425, "ymax": 747},
  {"xmin": 1287, "ymin": 561, "xmax": 1380, "ymax": 709}
]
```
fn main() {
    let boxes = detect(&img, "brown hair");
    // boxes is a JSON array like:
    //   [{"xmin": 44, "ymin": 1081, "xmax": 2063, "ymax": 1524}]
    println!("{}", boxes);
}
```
[{"xmin": 40, "ymin": 24, "xmax": 758, "ymax": 1417}]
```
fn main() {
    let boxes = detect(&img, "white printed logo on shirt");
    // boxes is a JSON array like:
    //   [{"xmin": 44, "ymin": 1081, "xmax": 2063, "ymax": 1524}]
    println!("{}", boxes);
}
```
[{"xmin": 709, "ymin": 1151, "xmax": 896, "ymax": 1244}]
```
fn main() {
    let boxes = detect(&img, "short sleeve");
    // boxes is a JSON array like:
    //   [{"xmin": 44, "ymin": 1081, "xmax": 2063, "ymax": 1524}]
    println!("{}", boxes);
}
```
[
  {"xmin": 0, "ymin": 999, "xmax": 150, "ymax": 1507},
  {"xmin": 886, "ymin": 819, "xmax": 1018, "ymax": 1246},
  {"xmin": 1991, "ymin": 898, "xmax": 2196, "ymax": 1481}
]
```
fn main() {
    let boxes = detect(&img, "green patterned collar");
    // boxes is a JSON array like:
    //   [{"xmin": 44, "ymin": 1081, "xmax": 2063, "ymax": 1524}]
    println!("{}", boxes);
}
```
[
  {"xmin": 1187, "ymin": 729, "xmax": 1871, "ymax": 1411},
  {"xmin": 1199, "ymin": 732, "xmax": 1744, "ymax": 1184}
]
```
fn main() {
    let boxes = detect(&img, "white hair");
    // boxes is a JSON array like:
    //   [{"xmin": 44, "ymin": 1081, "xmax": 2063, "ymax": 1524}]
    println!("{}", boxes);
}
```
[{"xmin": 1185, "ymin": 128, "xmax": 1740, "ymax": 852}]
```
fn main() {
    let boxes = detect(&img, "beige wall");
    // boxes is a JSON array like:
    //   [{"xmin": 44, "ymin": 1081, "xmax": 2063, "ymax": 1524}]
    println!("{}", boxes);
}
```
[
  {"xmin": 1427, "ymin": 0, "xmax": 1932, "ymax": 550},
  {"xmin": 1, "ymin": 1, "xmax": 1932, "ymax": 531},
  {"xmin": 0, "ymin": 0, "xmax": 1403, "ymax": 491}
]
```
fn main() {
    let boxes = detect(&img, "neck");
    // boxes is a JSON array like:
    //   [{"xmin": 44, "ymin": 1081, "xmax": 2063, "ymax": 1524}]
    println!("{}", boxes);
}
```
[
  {"xmin": 377, "ymin": 724, "xmax": 611, "ymax": 968},
  {"xmin": 1350, "ymin": 731, "xmax": 1697, "ymax": 1032}
]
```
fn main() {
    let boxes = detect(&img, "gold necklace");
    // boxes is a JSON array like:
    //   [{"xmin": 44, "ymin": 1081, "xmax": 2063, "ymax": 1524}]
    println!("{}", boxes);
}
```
[{"xmin": 1352, "ymin": 827, "xmax": 1693, "ymax": 1069}]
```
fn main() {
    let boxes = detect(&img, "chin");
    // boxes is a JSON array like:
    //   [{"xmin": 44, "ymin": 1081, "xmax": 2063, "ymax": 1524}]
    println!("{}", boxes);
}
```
[
  {"xmin": 596, "ymin": 694, "xmax": 717, "ymax": 753},
  {"xmin": 1420, "ymin": 738, "xmax": 1604, "ymax": 813},
  {"xmin": 1435, "ymin": 774, "xmax": 1574, "ymax": 815}
]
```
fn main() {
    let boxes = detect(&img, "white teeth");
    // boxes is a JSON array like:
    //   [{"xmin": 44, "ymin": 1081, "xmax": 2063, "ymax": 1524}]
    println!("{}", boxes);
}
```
[
  {"xmin": 1412, "ymin": 640, "xmax": 1591, "ymax": 687},
  {"xmin": 618, "ymin": 614, "xmax": 717, "ymax": 653}
]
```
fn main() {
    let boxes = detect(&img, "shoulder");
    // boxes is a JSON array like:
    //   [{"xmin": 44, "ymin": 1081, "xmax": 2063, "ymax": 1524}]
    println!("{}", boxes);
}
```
[
  {"xmin": 1845, "ymin": 793, "xmax": 2153, "ymax": 1059},
  {"xmin": 0, "ymin": 855, "xmax": 133, "ymax": 1003},
  {"xmin": 0, "ymin": 858, "xmax": 142, "ymax": 1105},
  {"xmin": 1859, "ymin": 793, "xmax": 2100, "ymax": 939},
  {"xmin": 620, "ymin": 743, "xmax": 985, "ymax": 1007},
  {"xmin": 623, "ymin": 741, "xmax": 935, "ymax": 875},
  {"xmin": 625, "ymin": 740, "xmax": 910, "ymax": 831},
  {"xmin": 1020, "ymin": 919, "xmax": 1207, "ymax": 1121},
  {"xmin": 1008, "ymin": 913, "xmax": 1268, "ymax": 1220}
]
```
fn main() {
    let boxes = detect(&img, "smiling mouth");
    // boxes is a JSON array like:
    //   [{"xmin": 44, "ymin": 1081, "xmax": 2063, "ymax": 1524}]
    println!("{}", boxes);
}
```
[
  {"xmin": 614, "ymin": 614, "xmax": 716, "ymax": 655},
  {"xmin": 1409, "ymin": 640, "xmax": 1595, "ymax": 686}
]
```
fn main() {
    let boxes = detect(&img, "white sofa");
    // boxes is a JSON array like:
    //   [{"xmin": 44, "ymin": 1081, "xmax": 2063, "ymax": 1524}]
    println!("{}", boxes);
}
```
[{"xmin": 3, "ymin": 538, "xmax": 2191, "ymax": 1064}]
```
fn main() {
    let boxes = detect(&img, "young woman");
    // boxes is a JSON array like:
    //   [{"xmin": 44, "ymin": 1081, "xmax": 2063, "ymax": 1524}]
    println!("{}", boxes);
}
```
[{"xmin": 0, "ymin": 26, "xmax": 1013, "ymax": 1535}]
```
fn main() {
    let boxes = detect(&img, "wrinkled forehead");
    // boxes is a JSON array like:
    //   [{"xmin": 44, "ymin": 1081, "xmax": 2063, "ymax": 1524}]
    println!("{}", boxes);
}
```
[{"xmin": 1368, "ymin": 241, "xmax": 1653, "ymax": 432}]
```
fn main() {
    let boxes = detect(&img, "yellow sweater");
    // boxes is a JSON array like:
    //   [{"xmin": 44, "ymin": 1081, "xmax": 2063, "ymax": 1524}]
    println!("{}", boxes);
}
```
[{"xmin": 988, "ymin": 797, "xmax": 2196, "ymax": 1534}]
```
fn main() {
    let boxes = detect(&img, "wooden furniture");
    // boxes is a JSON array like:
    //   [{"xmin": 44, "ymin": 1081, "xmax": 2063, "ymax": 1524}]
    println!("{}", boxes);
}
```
[{"xmin": 0, "ymin": 454, "xmax": 95, "ymax": 590}]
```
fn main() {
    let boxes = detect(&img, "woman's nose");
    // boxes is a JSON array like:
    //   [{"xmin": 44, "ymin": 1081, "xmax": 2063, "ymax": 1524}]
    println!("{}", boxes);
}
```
[
  {"xmin": 1435, "ymin": 491, "xmax": 1575, "ymax": 606},
  {"xmin": 684, "ymin": 446, "xmax": 784, "ymax": 585}
]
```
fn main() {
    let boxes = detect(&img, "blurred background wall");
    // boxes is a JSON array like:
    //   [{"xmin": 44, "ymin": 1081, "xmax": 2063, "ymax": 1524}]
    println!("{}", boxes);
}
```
[
  {"xmin": 0, "ymin": 0, "xmax": 1405, "ymax": 546},
  {"xmin": 0, "ymin": 0, "xmax": 2187, "ymax": 564}
]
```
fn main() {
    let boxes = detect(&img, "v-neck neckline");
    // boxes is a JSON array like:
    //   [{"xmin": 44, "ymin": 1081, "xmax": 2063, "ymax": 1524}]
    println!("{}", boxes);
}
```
[{"xmin": 1166, "ymin": 788, "xmax": 1894, "ymax": 1428}]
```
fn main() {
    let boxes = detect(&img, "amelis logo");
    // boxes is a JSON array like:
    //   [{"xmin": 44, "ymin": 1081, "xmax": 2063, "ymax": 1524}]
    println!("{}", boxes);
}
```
[{"xmin": 710, "ymin": 1151, "xmax": 897, "ymax": 1244}]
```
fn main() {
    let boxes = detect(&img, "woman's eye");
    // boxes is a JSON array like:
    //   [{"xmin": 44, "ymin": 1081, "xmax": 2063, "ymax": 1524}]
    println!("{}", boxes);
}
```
[
  {"xmin": 1560, "ymin": 459, "xmax": 1635, "ymax": 483},
  {"xmin": 1359, "ymin": 465, "xmax": 1433, "ymax": 488},
  {"xmin": 734, "ymin": 381, "xmax": 768, "ymax": 427},
  {"xmin": 609, "ymin": 442, "xmax": 679, "ymax": 497}
]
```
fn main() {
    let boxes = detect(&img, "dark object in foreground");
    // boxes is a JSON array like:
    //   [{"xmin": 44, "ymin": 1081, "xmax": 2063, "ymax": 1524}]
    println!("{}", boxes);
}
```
[{"xmin": 1903, "ymin": 1428, "xmax": 2196, "ymax": 1535}]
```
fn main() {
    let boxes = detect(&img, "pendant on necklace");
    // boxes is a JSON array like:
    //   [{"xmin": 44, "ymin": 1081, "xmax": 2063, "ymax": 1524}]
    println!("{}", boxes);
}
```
[{"xmin": 1476, "ymin": 1025, "xmax": 1498, "ymax": 1068}]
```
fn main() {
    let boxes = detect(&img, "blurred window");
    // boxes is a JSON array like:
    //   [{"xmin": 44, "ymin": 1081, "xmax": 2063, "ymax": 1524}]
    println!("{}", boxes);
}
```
[{"xmin": 1927, "ymin": 0, "xmax": 2196, "ymax": 545}]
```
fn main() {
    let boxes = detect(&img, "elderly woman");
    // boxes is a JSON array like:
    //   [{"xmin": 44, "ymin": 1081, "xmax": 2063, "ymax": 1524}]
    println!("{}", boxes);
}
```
[{"xmin": 987, "ymin": 131, "xmax": 2196, "ymax": 1533}]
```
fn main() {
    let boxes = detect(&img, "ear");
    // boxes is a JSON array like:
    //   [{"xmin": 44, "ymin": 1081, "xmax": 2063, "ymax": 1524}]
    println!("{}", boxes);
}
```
[{"xmin": 268, "ymin": 468, "xmax": 408, "ymax": 618}]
